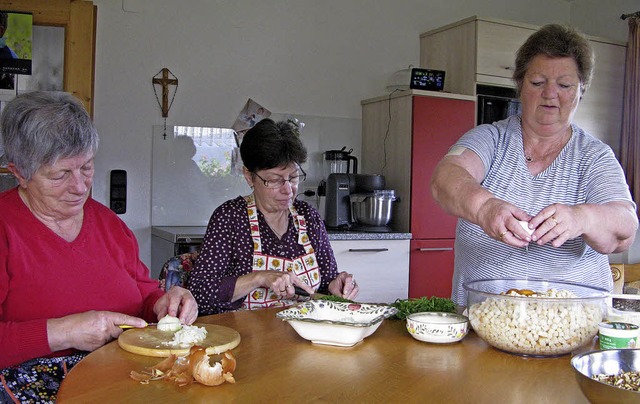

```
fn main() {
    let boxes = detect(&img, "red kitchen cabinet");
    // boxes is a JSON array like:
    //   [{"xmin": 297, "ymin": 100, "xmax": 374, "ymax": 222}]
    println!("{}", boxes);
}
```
[
  {"xmin": 362, "ymin": 90, "xmax": 475, "ymax": 298},
  {"xmin": 409, "ymin": 239, "xmax": 455, "ymax": 298},
  {"xmin": 410, "ymin": 95, "xmax": 476, "ymax": 240}
]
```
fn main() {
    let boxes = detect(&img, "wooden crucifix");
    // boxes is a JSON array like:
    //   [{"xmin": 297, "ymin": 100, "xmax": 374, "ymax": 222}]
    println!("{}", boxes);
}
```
[{"xmin": 152, "ymin": 68, "xmax": 178, "ymax": 118}]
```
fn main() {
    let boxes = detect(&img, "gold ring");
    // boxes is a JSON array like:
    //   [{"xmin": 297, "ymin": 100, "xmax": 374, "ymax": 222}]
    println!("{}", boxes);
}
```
[
  {"xmin": 500, "ymin": 231, "xmax": 508, "ymax": 239},
  {"xmin": 551, "ymin": 216, "xmax": 558, "ymax": 225}
]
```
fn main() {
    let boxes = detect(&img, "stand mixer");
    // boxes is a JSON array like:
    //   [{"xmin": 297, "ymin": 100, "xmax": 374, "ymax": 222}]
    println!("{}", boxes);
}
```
[{"xmin": 324, "ymin": 173, "xmax": 396, "ymax": 232}]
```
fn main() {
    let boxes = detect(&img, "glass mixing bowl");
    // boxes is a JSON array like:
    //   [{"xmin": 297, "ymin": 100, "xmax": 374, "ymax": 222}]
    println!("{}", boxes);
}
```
[{"xmin": 464, "ymin": 278, "xmax": 608, "ymax": 357}]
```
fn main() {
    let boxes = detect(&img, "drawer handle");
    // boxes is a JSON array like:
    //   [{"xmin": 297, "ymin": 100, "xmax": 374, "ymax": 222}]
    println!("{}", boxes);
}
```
[
  {"xmin": 418, "ymin": 247, "xmax": 453, "ymax": 251},
  {"xmin": 348, "ymin": 248, "xmax": 389, "ymax": 252}
]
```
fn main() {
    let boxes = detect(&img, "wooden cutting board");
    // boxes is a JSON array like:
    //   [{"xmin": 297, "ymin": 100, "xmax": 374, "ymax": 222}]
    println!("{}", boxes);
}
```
[{"xmin": 118, "ymin": 323, "xmax": 241, "ymax": 357}]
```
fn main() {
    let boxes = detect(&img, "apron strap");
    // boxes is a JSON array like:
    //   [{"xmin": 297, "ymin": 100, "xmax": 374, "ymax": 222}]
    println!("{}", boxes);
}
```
[{"xmin": 243, "ymin": 194, "xmax": 321, "ymax": 310}]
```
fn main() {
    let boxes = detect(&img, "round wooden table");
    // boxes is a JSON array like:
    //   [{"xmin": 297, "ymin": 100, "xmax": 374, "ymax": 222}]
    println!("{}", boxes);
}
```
[{"xmin": 57, "ymin": 307, "xmax": 591, "ymax": 403}]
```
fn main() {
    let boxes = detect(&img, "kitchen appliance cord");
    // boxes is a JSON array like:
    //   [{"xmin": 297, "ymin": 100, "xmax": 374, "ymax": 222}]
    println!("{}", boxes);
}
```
[{"xmin": 382, "ymin": 89, "xmax": 403, "ymax": 175}]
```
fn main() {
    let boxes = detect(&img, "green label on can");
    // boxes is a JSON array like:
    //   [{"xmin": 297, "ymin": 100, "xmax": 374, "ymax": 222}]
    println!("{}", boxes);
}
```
[{"xmin": 599, "ymin": 334, "xmax": 638, "ymax": 349}]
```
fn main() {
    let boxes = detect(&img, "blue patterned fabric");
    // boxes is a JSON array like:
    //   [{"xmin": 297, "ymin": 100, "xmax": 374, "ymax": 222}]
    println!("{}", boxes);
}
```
[
  {"xmin": 0, "ymin": 353, "xmax": 87, "ymax": 403},
  {"xmin": 158, "ymin": 252, "xmax": 199, "ymax": 291}
]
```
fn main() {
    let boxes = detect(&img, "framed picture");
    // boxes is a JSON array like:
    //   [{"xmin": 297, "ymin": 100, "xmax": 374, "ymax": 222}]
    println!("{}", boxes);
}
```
[{"xmin": 0, "ymin": 11, "xmax": 33, "ymax": 76}]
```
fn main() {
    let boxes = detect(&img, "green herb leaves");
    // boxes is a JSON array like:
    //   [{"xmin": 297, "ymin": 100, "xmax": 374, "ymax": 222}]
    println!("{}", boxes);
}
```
[{"xmin": 391, "ymin": 297, "xmax": 456, "ymax": 320}]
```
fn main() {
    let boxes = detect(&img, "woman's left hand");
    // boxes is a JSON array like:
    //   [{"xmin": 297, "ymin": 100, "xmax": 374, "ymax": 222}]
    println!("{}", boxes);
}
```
[
  {"xmin": 154, "ymin": 286, "xmax": 198, "ymax": 325},
  {"xmin": 328, "ymin": 271, "xmax": 360, "ymax": 300},
  {"xmin": 530, "ymin": 201, "xmax": 638, "ymax": 253},
  {"xmin": 527, "ymin": 202, "xmax": 597, "ymax": 248},
  {"xmin": 528, "ymin": 203, "xmax": 576, "ymax": 247}
]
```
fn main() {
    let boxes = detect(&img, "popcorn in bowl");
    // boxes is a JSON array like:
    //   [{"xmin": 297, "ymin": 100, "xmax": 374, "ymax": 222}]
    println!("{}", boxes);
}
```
[{"xmin": 464, "ymin": 279, "xmax": 607, "ymax": 356}]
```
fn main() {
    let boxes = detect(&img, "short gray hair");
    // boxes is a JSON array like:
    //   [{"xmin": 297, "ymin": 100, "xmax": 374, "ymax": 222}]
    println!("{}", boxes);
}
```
[
  {"xmin": 513, "ymin": 24, "xmax": 594, "ymax": 96},
  {"xmin": 0, "ymin": 91, "xmax": 99, "ymax": 180}
]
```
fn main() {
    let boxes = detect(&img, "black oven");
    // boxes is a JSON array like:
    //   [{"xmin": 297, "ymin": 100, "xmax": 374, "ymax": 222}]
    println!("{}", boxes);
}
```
[{"xmin": 477, "ymin": 85, "xmax": 521, "ymax": 125}]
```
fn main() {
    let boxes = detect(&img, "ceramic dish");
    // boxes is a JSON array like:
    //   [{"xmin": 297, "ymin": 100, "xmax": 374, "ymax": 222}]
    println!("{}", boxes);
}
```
[
  {"xmin": 406, "ymin": 312, "xmax": 469, "ymax": 343},
  {"xmin": 276, "ymin": 300, "xmax": 397, "ymax": 347}
]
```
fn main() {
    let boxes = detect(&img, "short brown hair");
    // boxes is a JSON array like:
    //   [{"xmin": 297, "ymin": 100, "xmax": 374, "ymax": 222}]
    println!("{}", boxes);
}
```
[
  {"xmin": 239, "ymin": 119, "xmax": 307, "ymax": 172},
  {"xmin": 513, "ymin": 24, "xmax": 594, "ymax": 96}
]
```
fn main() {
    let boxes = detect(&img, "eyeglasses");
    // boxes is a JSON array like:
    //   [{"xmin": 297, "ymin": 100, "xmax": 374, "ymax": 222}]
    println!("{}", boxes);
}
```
[{"xmin": 252, "ymin": 169, "xmax": 307, "ymax": 189}]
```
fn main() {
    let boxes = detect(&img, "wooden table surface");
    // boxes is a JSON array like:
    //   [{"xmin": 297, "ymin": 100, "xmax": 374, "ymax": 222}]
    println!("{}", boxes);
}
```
[{"xmin": 57, "ymin": 307, "xmax": 591, "ymax": 403}]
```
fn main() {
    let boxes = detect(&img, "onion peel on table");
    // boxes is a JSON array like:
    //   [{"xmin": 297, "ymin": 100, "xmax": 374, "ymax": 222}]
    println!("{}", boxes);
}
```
[{"xmin": 129, "ymin": 347, "xmax": 236, "ymax": 387}]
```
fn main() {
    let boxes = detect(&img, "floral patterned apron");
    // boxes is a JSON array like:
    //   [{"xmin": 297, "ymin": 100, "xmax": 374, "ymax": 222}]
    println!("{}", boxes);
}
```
[{"xmin": 242, "ymin": 194, "xmax": 321, "ymax": 310}]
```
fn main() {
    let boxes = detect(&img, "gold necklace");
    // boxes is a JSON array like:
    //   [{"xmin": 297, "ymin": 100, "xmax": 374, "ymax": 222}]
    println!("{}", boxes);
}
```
[{"xmin": 523, "ymin": 129, "xmax": 571, "ymax": 164}]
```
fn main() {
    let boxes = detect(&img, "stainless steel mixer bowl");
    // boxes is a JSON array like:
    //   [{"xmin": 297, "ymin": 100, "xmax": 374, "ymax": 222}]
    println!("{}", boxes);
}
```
[
  {"xmin": 350, "ymin": 190, "xmax": 395, "ymax": 226},
  {"xmin": 571, "ymin": 349, "xmax": 640, "ymax": 403}
]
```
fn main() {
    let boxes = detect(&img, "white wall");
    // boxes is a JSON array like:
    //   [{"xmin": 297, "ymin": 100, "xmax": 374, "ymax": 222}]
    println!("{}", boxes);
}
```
[
  {"xmin": 90, "ymin": 0, "xmax": 637, "ymax": 266},
  {"xmin": 569, "ymin": 0, "xmax": 638, "ymax": 41}
]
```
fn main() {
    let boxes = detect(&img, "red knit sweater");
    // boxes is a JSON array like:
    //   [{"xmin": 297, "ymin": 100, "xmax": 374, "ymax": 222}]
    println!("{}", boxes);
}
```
[{"xmin": 0, "ymin": 188, "xmax": 163, "ymax": 368}]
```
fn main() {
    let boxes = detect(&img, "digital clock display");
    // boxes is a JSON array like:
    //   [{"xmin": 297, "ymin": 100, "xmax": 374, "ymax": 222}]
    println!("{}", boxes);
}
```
[{"xmin": 410, "ymin": 68, "xmax": 445, "ymax": 91}]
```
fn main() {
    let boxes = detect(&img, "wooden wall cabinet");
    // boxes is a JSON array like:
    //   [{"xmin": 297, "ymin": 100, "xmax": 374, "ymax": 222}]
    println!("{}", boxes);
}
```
[
  {"xmin": 419, "ymin": 16, "xmax": 627, "ymax": 154},
  {"xmin": 0, "ymin": 0, "xmax": 96, "ymax": 115},
  {"xmin": 330, "ymin": 239, "xmax": 410, "ymax": 303},
  {"xmin": 0, "ymin": 0, "xmax": 96, "ymax": 175},
  {"xmin": 420, "ymin": 17, "xmax": 535, "ymax": 94},
  {"xmin": 361, "ymin": 91, "xmax": 475, "ymax": 298}
]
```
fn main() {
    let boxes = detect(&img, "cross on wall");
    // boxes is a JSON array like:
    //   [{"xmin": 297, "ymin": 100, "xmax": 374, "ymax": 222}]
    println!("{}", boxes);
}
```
[{"xmin": 152, "ymin": 68, "xmax": 178, "ymax": 118}]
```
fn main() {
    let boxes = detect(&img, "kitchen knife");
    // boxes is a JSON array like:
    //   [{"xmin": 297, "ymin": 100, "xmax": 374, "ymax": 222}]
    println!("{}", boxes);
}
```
[
  {"xmin": 294, "ymin": 285, "xmax": 311, "ymax": 296},
  {"xmin": 294, "ymin": 286, "xmax": 326, "ymax": 299},
  {"xmin": 118, "ymin": 322, "xmax": 158, "ymax": 329}
]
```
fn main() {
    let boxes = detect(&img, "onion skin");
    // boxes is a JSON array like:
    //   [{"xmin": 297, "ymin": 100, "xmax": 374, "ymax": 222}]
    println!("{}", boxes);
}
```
[
  {"xmin": 130, "ymin": 346, "xmax": 236, "ymax": 387},
  {"xmin": 189, "ymin": 346, "xmax": 236, "ymax": 386}
]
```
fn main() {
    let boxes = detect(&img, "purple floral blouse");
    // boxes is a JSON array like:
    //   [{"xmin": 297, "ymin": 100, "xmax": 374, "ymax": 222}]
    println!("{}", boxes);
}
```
[{"xmin": 188, "ymin": 196, "xmax": 339, "ymax": 314}]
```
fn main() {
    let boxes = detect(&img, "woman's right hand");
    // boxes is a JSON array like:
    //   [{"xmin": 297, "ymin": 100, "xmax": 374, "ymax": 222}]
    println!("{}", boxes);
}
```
[
  {"xmin": 47, "ymin": 311, "xmax": 147, "ymax": 353},
  {"xmin": 233, "ymin": 270, "xmax": 315, "ymax": 301},
  {"xmin": 477, "ymin": 197, "xmax": 531, "ymax": 247}
]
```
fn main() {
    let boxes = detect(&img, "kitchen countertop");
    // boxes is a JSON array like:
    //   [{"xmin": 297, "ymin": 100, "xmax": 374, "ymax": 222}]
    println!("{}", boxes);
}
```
[
  {"xmin": 151, "ymin": 226, "xmax": 208, "ymax": 242},
  {"xmin": 327, "ymin": 230, "xmax": 412, "ymax": 241},
  {"xmin": 152, "ymin": 225, "xmax": 412, "ymax": 242}
]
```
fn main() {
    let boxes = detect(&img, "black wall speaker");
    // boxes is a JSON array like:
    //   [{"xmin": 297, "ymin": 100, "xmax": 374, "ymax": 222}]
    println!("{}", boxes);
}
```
[{"xmin": 109, "ymin": 169, "xmax": 127, "ymax": 214}]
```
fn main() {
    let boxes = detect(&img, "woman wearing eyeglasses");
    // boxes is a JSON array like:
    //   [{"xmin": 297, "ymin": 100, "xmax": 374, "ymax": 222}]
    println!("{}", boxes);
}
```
[{"xmin": 189, "ymin": 119, "xmax": 359, "ymax": 314}]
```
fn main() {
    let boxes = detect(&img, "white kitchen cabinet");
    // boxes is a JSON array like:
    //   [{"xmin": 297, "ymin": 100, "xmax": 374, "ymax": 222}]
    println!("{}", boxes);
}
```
[
  {"xmin": 419, "ymin": 16, "xmax": 627, "ymax": 154},
  {"xmin": 330, "ymin": 239, "xmax": 409, "ymax": 304}
]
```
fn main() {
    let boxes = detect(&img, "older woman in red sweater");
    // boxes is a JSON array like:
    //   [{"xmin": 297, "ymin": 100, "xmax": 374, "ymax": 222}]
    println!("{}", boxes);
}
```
[{"xmin": 0, "ymin": 91, "xmax": 198, "ymax": 403}]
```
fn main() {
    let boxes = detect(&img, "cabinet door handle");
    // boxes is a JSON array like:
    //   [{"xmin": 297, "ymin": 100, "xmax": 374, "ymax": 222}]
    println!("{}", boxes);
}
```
[
  {"xmin": 348, "ymin": 248, "xmax": 389, "ymax": 252},
  {"xmin": 418, "ymin": 247, "xmax": 453, "ymax": 251}
]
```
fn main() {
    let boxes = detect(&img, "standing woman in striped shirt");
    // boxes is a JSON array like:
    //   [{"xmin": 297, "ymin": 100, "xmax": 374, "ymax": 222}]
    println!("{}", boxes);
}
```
[{"xmin": 431, "ymin": 24, "xmax": 638, "ymax": 306}]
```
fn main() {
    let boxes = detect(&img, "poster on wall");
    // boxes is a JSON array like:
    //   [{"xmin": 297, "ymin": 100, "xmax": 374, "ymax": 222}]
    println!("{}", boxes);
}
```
[
  {"xmin": 0, "ymin": 10, "xmax": 33, "ymax": 92},
  {"xmin": 231, "ymin": 98, "xmax": 271, "ymax": 143}
]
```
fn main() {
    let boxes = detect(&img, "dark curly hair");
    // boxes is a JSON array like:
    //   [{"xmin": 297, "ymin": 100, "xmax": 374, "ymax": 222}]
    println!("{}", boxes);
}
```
[
  {"xmin": 239, "ymin": 118, "xmax": 307, "ymax": 172},
  {"xmin": 513, "ymin": 24, "xmax": 594, "ymax": 96}
]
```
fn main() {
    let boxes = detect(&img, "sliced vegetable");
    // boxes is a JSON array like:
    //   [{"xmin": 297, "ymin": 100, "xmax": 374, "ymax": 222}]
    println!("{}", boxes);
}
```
[{"xmin": 391, "ymin": 296, "xmax": 456, "ymax": 320}]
